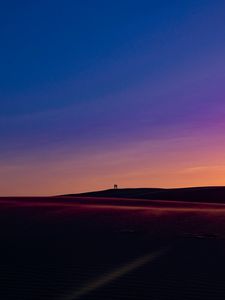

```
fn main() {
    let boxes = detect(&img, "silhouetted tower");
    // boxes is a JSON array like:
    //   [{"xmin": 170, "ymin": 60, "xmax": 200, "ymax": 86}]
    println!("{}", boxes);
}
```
[{"xmin": 114, "ymin": 184, "xmax": 118, "ymax": 189}]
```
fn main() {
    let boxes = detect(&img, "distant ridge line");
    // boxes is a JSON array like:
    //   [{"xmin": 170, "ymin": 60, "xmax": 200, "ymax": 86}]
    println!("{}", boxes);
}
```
[{"xmin": 62, "ymin": 186, "xmax": 225, "ymax": 204}]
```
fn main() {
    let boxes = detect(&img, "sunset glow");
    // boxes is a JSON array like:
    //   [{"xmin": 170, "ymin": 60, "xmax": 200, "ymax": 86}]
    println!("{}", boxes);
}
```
[{"xmin": 1, "ymin": 1, "xmax": 225, "ymax": 195}]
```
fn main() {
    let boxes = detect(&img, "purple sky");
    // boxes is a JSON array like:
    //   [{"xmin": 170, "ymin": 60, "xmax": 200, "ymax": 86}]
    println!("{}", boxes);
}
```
[{"xmin": 1, "ymin": 1, "xmax": 225, "ymax": 195}]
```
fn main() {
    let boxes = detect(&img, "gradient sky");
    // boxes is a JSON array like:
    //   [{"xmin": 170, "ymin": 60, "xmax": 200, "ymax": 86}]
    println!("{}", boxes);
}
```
[{"xmin": 1, "ymin": 0, "xmax": 225, "ymax": 195}]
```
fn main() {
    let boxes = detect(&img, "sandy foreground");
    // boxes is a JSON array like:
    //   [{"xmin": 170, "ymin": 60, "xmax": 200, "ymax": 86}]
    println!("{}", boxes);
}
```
[{"xmin": 1, "ymin": 196, "xmax": 225, "ymax": 299}]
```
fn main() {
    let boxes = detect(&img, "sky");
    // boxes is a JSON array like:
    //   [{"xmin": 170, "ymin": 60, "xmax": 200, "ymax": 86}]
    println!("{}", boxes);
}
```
[{"xmin": 1, "ymin": 0, "xmax": 225, "ymax": 196}]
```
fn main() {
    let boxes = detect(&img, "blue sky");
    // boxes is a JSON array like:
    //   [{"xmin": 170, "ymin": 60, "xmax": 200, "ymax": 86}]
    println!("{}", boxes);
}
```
[{"xmin": 1, "ymin": 1, "xmax": 225, "ymax": 195}]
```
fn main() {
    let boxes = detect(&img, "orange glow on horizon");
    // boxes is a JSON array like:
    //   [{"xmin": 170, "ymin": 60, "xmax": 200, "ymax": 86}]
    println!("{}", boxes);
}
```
[{"xmin": 1, "ymin": 132, "xmax": 225, "ymax": 196}]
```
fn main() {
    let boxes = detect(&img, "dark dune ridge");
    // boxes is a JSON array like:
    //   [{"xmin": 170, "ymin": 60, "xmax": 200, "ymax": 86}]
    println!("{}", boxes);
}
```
[{"xmin": 63, "ymin": 186, "xmax": 225, "ymax": 203}]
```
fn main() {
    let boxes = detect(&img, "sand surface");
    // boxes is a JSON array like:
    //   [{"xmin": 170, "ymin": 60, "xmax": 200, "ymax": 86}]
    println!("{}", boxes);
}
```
[{"xmin": 1, "ymin": 197, "xmax": 225, "ymax": 299}]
